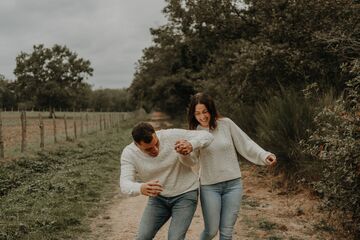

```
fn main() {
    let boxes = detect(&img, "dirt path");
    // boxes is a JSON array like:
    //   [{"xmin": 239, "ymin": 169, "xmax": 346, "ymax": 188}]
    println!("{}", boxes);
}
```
[
  {"xmin": 83, "ymin": 164, "xmax": 345, "ymax": 240},
  {"xmin": 82, "ymin": 112, "xmax": 346, "ymax": 240}
]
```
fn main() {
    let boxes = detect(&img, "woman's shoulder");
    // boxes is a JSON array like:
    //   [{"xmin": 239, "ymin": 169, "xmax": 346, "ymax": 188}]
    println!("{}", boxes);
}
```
[
  {"xmin": 217, "ymin": 117, "xmax": 239, "ymax": 130},
  {"xmin": 217, "ymin": 117, "xmax": 233, "ymax": 125}
]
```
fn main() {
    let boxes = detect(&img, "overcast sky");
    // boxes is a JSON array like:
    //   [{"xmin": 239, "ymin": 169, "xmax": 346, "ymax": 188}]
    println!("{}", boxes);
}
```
[{"xmin": 0, "ymin": 0, "xmax": 167, "ymax": 89}]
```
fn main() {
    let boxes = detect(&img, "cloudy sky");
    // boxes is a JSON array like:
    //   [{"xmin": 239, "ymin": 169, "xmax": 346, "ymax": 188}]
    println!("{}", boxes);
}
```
[{"xmin": 0, "ymin": 0, "xmax": 167, "ymax": 89}]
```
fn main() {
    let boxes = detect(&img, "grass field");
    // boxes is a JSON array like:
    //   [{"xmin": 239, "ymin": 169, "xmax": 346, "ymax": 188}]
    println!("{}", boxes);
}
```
[
  {"xmin": 0, "ymin": 121, "xmax": 134, "ymax": 240},
  {"xmin": 0, "ymin": 111, "xmax": 133, "ymax": 160}
]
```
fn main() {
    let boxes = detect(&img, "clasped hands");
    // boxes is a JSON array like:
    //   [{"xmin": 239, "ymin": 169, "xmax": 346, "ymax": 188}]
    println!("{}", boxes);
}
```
[{"xmin": 174, "ymin": 139, "xmax": 193, "ymax": 155}]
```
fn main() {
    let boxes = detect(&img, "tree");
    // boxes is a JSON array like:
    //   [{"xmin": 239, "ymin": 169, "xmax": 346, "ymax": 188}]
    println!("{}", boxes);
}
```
[
  {"xmin": 197, "ymin": 0, "xmax": 359, "ymax": 123},
  {"xmin": 75, "ymin": 83, "xmax": 92, "ymax": 110},
  {"xmin": 90, "ymin": 88, "xmax": 135, "ymax": 112},
  {"xmin": 0, "ymin": 74, "xmax": 16, "ymax": 110},
  {"xmin": 14, "ymin": 44, "xmax": 93, "ymax": 116},
  {"xmin": 129, "ymin": 0, "xmax": 242, "ymax": 116},
  {"xmin": 131, "ymin": 0, "xmax": 359, "ymax": 118}
]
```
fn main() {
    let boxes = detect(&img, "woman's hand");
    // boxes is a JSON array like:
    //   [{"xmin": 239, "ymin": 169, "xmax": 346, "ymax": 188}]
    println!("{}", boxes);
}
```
[{"xmin": 265, "ymin": 154, "xmax": 277, "ymax": 166}]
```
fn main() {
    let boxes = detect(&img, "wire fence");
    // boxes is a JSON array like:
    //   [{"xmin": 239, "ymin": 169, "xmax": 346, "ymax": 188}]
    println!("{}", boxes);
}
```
[{"xmin": 0, "ymin": 109, "xmax": 147, "ymax": 160}]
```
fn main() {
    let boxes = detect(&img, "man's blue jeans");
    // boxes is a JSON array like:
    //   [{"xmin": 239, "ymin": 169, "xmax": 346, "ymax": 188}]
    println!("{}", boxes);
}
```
[
  {"xmin": 200, "ymin": 178, "xmax": 243, "ymax": 240},
  {"xmin": 136, "ymin": 189, "xmax": 198, "ymax": 240}
]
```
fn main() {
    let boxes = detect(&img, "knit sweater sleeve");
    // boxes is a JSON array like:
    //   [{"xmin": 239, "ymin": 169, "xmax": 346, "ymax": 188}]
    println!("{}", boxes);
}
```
[
  {"xmin": 165, "ymin": 129, "xmax": 213, "ymax": 167},
  {"xmin": 225, "ymin": 118, "xmax": 271, "ymax": 165},
  {"xmin": 178, "ymin": 149, "xmax": 200, "ymax": 167},
  {"xmin": 119, "ymin": 148, "xmax": 142, "ymax": 196}
]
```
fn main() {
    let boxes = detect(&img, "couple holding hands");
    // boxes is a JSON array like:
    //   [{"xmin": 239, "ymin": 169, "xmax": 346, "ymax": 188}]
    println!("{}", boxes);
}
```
[{"xmin": 120, "ymin": 93, "xmax": 277, "ymax": 240}]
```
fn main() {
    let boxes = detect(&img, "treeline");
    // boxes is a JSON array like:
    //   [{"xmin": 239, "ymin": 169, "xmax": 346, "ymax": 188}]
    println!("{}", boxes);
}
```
[
  {"xmin": 0, "ymin": 44, "xmax": 135, "ymax": 112},
  {"xmin": 0, "ymin": 76, "xmax": 134, "ymax": 112},
  {"xmin": 129, "ymin": 0, "xmax": 359, "ymax": 238},
  {"xmin": 1, "ymin": 75, "xmax": 134, "ymax": 112},
  {"xmin": 130, "ymin": 0, "xmax": 358, "ymax": 119}
]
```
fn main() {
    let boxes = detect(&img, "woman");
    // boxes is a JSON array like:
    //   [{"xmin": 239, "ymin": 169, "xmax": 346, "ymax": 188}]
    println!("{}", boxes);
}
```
[{"xmin": 187, "ymin": 93, "xmax": 277, "ymax": 240}]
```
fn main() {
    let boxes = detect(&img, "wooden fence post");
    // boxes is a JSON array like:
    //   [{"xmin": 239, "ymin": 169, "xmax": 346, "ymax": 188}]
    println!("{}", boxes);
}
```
[
  {"xmin": 39, "ymin": 113, "xmax": 44, "ymax": 149},
  {"xmin": 52, "ymin": 114, "xmax": 57, "ymax": 143},
  {"xmin": 64, "ymin": 114, "xmax": 69, "ymax": 141},
  {"xmin": 100, "ymin": 114, "xmax": 103, "ymax": 131},
  {"xmin": 109, "ymin": 113, "xmax": 113, "ymax": 128},
  {"xmin": 86, "ymin": 113, "xmax": 89, "ymax": 134},
  {"xmin": 102, "ymin": 114, "xmax": 105, "ymax": 130},
  {"xmin": 73, "ymin": 116, "xmax": 77, "ymax": 140},
  {"xmin": 104, "ymin": 114, "xmax": 107, "ymax": 129},
  {"xmin": 0, "ymin": 111, "xmax": 4, "ymax": 159},
  {"xmin": 80, "ymin": 114, "xmax": 84, "ymax": 136},
  {"xmin": 116, "ymin": 113, "xmax": 120, "ymax": 133},
  {"xmin": 95, "ymin": 114, "xmax": 98, "ymax": 131},
  {"xmin": 20, "ymin": 111, "xmax": 27, "ymax": 152}
]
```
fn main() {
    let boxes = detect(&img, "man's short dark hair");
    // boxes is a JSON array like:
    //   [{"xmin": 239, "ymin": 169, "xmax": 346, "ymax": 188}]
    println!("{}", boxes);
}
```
[{"xmin": 132, "ymin": 122, "xmax": 155, "ymax": 144}]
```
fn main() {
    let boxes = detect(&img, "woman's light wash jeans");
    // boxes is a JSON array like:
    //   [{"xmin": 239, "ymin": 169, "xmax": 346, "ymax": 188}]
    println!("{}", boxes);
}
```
[
  {"xmin": 200, "ymin": 178, "xmax": 243, "ymax": 240},
  {"xmin": 136, "ymin": 189, "xmax": 198, "ymax": 240}
]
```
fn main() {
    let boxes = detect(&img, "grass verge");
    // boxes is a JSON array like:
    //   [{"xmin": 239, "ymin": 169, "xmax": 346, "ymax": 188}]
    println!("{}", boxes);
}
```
[{"xmin": 0, "ymin": 123, "xmax": 133, "ymax": 240}]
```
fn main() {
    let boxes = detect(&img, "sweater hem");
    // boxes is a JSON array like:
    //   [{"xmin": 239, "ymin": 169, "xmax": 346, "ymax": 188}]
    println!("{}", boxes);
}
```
[
  {"xmin": 159, "ymin": 184, "xmax": 199, "ymax": 198},
  {"xmin": 200, "ymin": 175, "xmax": 242, "ymax": 186}
]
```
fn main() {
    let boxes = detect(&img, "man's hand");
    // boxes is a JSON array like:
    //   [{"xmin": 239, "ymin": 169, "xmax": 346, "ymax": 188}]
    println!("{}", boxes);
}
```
[
  {"xmin": 265, "ymin": 154, "xmax": 277, "ymax": 166},
  {"xmin": 175, "ymin": 139, "xmax": 193, "ymax": 155},
  {"xmin": 140, "ymin": 180, "xmax": 163, "ymax": 197}
]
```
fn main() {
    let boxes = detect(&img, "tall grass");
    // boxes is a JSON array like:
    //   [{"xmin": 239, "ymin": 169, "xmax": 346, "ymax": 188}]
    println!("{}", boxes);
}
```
[
  {"xmin": 254, "ymin": 88, "xmax": 316, "ymax": 181},
  {"xmin": 0, "ymin": 123, "xmax": 133, "ymax": 240}
]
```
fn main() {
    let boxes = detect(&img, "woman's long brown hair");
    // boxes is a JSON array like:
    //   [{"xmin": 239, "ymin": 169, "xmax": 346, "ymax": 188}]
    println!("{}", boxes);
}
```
[{"xmin": 187, "ymin": 92, "xmax": 219, "ymax": 130}]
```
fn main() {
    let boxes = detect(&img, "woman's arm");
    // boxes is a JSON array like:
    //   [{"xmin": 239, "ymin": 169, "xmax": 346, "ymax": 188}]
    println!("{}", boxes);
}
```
[{"xmin": 226, "ymin": 118, "xmax": 274, "ymax": 165}]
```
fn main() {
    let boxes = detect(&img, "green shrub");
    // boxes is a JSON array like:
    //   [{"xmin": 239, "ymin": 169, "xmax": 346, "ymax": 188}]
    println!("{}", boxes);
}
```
[
  {"xmin": 300, "ymin": 64, "xmax": 360, "ymax": 239},
  {"xmin": 301, "ymin": 99, "xmax": 359, "ymax": 238},
  {"xmin": 254, "ymin": 88, "xmax": 316, "ymax": 180}
]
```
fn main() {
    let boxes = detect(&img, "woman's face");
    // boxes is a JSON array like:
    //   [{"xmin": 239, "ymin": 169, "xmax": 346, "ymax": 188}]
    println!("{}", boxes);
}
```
[{"xmin": 194, "ymin": 104, "xmax": 210, "ymax": 128}]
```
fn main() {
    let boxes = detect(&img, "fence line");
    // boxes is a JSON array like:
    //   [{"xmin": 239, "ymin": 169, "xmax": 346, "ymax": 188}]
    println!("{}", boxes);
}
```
[
  {"xmin": 0, "ymin": 111, "xmax": 4, "ymax": 159},
  {"xmin": 53, "ymin": 114, "xmax": 57, "ymax": 143},
  {"xmin": 0, "ymin": 110, "xmax": 146, "ymax": 160},
  {"xmin": 21, "ymin": 111, "xmax": 26, "ymax": 153},
  {"xmin": 39, "ymin": 113, "xmax": 44, "ymax": 149}
]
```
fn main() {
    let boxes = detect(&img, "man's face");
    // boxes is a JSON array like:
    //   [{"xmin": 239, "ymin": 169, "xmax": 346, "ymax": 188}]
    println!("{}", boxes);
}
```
[{"xmin": 136, "ymin": 133, "xmax": 160, "ymax": 157}]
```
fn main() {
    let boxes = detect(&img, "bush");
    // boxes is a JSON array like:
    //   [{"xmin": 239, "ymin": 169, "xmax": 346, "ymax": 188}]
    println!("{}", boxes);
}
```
[
  {"xmin": 254, "ymin": 88, "xmax": 316, "ymax": 181},
  {"xmin": 301, "ymin": 63, "xmax": 360, "ymax": 239},
  {"xmin": 301, "ymin": 100, "xmax": 360, "ymax": 238}
]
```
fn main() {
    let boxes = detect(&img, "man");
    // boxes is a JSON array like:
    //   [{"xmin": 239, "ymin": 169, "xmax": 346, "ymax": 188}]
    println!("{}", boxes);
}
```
[{"xmin": 120, "ymin": 122, "xmax": 213, "ymax": 240}]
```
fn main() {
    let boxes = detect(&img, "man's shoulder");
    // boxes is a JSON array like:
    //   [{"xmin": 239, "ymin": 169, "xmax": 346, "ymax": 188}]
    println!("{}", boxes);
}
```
[
  {"xmin": 121, "ymin": 142, "xmax": 138, "ymax": 157},
  {"xmin": 156, "ymin": 128, "xmax": 186, "ymax": 137}
]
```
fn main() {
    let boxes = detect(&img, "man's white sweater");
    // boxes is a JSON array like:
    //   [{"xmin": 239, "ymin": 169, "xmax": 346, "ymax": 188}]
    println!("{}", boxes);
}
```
[{"xmin": 120, "ymin": 128, "xmax": 213, "ymax": 197}]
